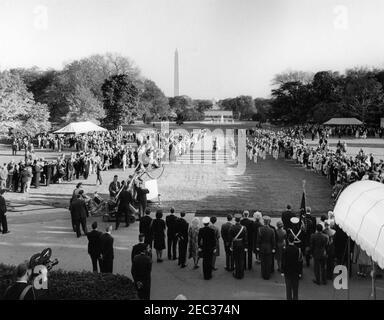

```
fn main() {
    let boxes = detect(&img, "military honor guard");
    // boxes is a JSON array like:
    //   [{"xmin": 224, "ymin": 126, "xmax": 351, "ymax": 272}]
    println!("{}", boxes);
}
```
[
  {"xmin": 286, "ymin": 217, "xmax": 305, "ymax": 277},
  {"xmin": 230, "ymin": 213, "xmax": 248, "ymax": 279},
  {"xmin": 198, "ymin": 217, "xmax": 216, "ymax": 280}
]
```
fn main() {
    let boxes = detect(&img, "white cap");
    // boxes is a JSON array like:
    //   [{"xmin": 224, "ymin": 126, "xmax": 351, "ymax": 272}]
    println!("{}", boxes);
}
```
[
  {"xmin": 202, "ymin": 217, "xmax": 210, "ymax": 224},
  {"xmin": 290, "ymin": 217, "xmax": 300, "ymax": 224}
]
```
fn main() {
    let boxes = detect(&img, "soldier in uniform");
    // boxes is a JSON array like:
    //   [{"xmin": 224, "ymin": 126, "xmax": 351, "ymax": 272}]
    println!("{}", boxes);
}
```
[
  {"xmin": 198, "ymin": 217, "xmax": 216, "ymax": 280},
  {"xmin": 230, "ymin": 213, "xmax": 248, "ymax": 279},
  {"xmin": 301, "ymin": 207, "xmax": 317, "ymax": 267},
  {"xmin": 286, "ymin": 217, "xmax": 305, "ymax": 278}
]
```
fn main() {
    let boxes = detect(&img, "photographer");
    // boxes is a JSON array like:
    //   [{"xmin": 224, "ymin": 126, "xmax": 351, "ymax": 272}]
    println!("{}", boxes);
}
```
[{"xmin": 3, "ymin": 263, "xmax": 36, "ymax": 300}]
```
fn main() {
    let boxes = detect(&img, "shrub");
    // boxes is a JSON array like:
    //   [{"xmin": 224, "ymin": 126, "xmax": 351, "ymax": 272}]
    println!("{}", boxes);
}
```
[{"xmin": 0, "ymin": 264, "xmax": 138, "ymax": 300}]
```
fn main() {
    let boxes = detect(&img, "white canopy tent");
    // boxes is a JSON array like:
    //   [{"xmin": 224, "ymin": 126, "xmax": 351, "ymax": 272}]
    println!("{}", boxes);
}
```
[
  {"xmin": 54, "ymin": 121, "xmax": 108, "ymax": 135},
  {"xmin": 334, "ymin": 180, "xmax": 384, "ymax": 268},
  {"xmin": 334, "ymin": 180, "xmax": 384, "ymax": 299},
  {"xmin": 323, "ymin": 117, "xmax": 363, "ymax": 125}
]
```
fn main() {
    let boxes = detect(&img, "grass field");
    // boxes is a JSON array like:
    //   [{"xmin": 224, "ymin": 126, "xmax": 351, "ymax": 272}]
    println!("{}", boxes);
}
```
[{"xmin": 1, "ymin": 141, "xmax": 333, "ymax": 216}]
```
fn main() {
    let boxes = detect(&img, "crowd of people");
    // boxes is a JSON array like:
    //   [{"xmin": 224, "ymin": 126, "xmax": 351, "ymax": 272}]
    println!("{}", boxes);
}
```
[{"xmin": 246, "ymin": 127, "xmax": 384, "ymax": 200}]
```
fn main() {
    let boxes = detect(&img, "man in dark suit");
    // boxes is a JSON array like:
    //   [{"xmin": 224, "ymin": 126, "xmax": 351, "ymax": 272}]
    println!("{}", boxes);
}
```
[
  {"xmin": 100, "ymin": 225, "xmax": 114, "ymax": 273},
  {"xmin": 135, "ymin": 179, "xmax": 149, "ymax": 219},
  {"xmin": 166, "ymin": 208, "xmax": 178, "ymax": 260},
  {"xmin": 132, "ymin": 234, "xmax": 149, "ymax": 262},
  {"xmin": 256, "ymin": 216, "xmax": 276, "ymax": 280},
  {"xmin": 139, "ymin": 208, "xmax": 153, "ymax": 247},
  {"xmin": 116, "ymin": 185, "xmax": 132, "ymax": 230},
  {"xmin": 281, "ymin": 204, "xmax": 295, "ymax": 230},
  {"xmin": 70, "ymin": 190, "xmax": 89, "ymax": 238},
  {"xmin": 32, "ymin": 160, "xmax": 41, "ymax": 189},
  {"xmin": 176, "ymin": 211, "xmax": 189, "ymax": 268},
  {"xmin": 230, "ymin": 213, "xmax": 248, "ymax": 279},
  {"xmin": 311, "ymin": 224, "xmax": 329, "ymax": 285},
  {"xmin": 108, "ymin": 175, "xmax": 121, "ymax": 199},
  {"xmin": 241, "ymin": 210, "xmax": 254, "ymax": 270},
  {"xmin": 281, "ymin": 233, "xmax": 302, "ymax": 300},
  {"xmin": 86, "ymin": 221, "xmax": 102, "ymax": 272},
  {"xmin": 131, "ymin": 244, "xmax": 152, "ymax": 300},
  {"xmin": 221, "ymin": 214, "xmax": 234, "ymax": 271},
  {"xmin": 198, "ymin": 217, "xmax": 216, "ymax": 280},
  {"xmin": 302, "ymin": 207, "xmax": 317, "ymax": 267},
  {"xmin": 0, "ymin": 189, "xmax": 9, "ymax": 234}
]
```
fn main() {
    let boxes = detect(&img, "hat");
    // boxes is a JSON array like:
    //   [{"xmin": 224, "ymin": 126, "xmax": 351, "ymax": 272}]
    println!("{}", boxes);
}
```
[
  {"xmin": 290, "ymin": 217, "xmax": 300, "ymax": 224},
  {"xmin": 202, "ymin": 217, "xmax": 210, "ymax": 224}
]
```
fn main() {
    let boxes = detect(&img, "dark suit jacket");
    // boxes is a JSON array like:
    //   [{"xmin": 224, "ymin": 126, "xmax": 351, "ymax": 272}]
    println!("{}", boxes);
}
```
[
  {"xmin": 241, "ymin": 218, "xmax": 254, "ymax": 248},
  {"xmin": 131, "ymin": 243, "xmax": 148, "ymax": 262},
  {"xmin": 139, "ymin": 215, "xmax": 153, "ymax": 235},
  {"xmin": 281, "ymin": 210, "xmax": 295, "ymax": 229},
  {"xmin": 166, "ymin": 214, "xmax": 178, "ymax": 236},
  {"xmin": 176, "ymin": 218, "xmax": 189, "ymax": 241},
  {"xmin": 198, "ymin": 226, "xmax": 216, "ymax": 254},
  {"xmin": 131, "ymin": 253, "xmax": 152, "ymax": 282},
  {"xmin": 70, "ymin": 198, "xmax": 89, "ymax": 220},
  {"xmin": 118, "ymin": 190, "xmax": 132, "ymax": 211},
  {"xmin": 100, "ymin": 233, "xmax": 114, "ymax": 260},
  {"xmin": 0, "ymin": 195, "xmax": 7, "ymax": 216},
  {"xmin": 310, "ymin": 232, "xmax": 329, "ymax": 259},
  {"xmin": 281, "ymin": 244, "xmax": 302, "ymax": 277},
  {"xmin": 109, "ymin": 181, "xmax": 121, "ymax": 198},
  {"xmin": 220, "ymin": 222, "xmax": 233, "ymax": 244},
  {"xmin": 256, "ymin": 225, "xmax": 276, "ymax": 254},
  {"xmin": 86, "ymin": 229, "xmax": 102, "ymax": 256}
]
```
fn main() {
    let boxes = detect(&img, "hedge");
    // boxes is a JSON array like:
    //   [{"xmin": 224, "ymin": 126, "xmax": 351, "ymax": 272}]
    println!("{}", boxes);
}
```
[{"xmin": 0, "ymin": 264, "xmax": 138, "ymax": 300}]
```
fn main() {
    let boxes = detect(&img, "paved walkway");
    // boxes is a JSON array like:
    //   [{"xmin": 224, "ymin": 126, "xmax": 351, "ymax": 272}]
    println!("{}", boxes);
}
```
[{"xmin": 1, "ymin": 204, "xmax": 383, "ymax": 300}]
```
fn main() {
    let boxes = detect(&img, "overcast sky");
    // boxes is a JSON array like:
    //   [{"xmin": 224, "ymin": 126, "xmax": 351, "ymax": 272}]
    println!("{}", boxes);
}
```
[{"xmin": 1, "ymin": 0, "xmax": 384, "ymax": 99}]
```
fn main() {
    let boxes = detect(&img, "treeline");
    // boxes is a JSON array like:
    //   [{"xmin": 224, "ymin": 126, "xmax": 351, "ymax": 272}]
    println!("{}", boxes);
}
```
[
  {"xmin": 267, "ymin": 68, "xmax": 384, "ymax": 126},
  {"xmin": 0, "ymin": 52, "xmax": 261, "ymax": 136}
]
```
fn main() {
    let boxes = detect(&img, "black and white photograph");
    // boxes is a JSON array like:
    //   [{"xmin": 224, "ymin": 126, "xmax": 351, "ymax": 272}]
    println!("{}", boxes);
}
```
[{"xmin": 1, "ymin": 0, "xmax": 384, "ymax": 306}]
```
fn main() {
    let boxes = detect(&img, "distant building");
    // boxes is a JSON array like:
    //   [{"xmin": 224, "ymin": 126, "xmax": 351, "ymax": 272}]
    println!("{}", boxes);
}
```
[{"xmin": 204, "ymin": 110, "xmax": 234, "ymax": 123}]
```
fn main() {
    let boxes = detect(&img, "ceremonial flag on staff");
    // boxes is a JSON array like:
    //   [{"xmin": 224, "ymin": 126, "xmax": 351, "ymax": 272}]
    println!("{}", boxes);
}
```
[{"xmin": 300, "ymin": 180, "xmax": 306, "ymax": 214}]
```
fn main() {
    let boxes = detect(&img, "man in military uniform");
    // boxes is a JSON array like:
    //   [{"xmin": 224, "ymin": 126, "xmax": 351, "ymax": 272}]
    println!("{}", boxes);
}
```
[
  {"xmin": 287, "ymin": 217, "xmax": 305, "ymax": 277},
  {"xmin": 230, "ymin": 213, "xmax": 248, "ymax": 279},
  {"xmin": 198, "ymin": 217, "xmax": 216, "ymax": 280},
  {"xmin": 302, "ymin": 207, "xmax": 317, "ymax": 267},
  {"xmin": 221, "ymin": 214, "xmax": 234, "ymax": 271}
]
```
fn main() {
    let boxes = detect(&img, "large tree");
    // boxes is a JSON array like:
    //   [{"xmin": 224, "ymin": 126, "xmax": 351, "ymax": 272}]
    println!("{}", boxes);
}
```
[
  {"xmin": 270, "ymin": 81, "xmax": 314, "ymax": 123},
  {"xmin": 139, "ymin": 79, "xmax": 170, "ymax": 122},
  {"xmin": 272, "ymin": 70, "xmax": 314, "ymax": 86},
  {"xmin": 65, "ymin": 85, "xmax": 105, "ymax": 123},
  {"xmin": 219, "ymin": 95, "xmax": 256, "ymax": 120},
  {"xmin": 102, "ymin": 74, "xmax": 139, "ymax": 128},
  {"xmin": 168, "ymin": 95, "xmax": 195, "ymax": 122},
  {"xmin": 342, "ymin": 68, "xmax": 384, "ymax": 124},
  {"xmin": 0, "ymin": 71, "xmax": 50, "ymax": 135}
]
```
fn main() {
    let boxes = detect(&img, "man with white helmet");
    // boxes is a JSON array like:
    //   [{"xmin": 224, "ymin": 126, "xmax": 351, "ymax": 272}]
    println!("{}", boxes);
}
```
[
  {"xmin": 198, "ymin": 217, "xmax": 216, "ymax": 280},
  {"xmin": 230, "ymin": 213, "xmax": 248, "ymax": 279}
]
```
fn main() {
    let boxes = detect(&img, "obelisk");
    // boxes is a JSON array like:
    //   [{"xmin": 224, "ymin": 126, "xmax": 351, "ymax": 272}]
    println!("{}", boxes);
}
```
[{"xmin": 174, "ymin": 49, "xmax": 179, "ymax": 97}]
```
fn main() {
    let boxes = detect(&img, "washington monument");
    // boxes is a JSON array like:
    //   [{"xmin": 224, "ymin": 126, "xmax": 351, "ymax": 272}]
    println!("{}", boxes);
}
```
[{"xmin": 174, "ymin": 49, "xmax": 179, "ymax": 97}]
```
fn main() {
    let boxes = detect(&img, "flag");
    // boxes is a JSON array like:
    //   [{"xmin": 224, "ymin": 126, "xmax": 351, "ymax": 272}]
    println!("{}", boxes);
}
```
[
  {"xmin": 300, "ymin": 190, "xmax": 306, "ymax": 213},
  {"xmin": 300, "ymin": 180, "xmax": 306, "ymax": 214}
]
